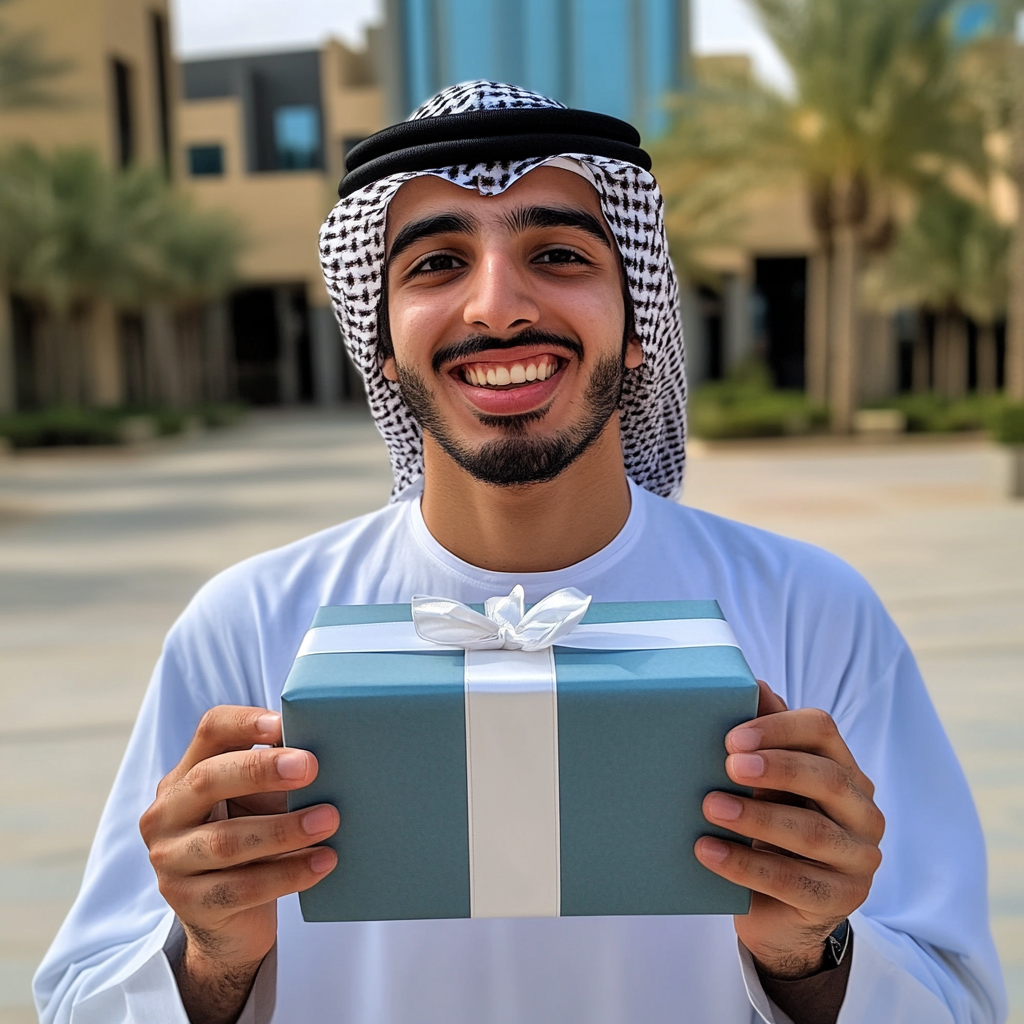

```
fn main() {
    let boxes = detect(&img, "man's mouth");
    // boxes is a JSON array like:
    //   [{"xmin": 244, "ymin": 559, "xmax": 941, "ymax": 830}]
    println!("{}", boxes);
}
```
[{"xmin": 458, "ymin": 355, "xmax": 560, "ymax": 389}]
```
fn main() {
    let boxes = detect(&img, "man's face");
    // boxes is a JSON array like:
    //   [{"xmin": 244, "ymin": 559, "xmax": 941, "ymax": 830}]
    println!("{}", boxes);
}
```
[{"xmin": 382, "ymin": 166, "xmax": 643, "ymax": 486}]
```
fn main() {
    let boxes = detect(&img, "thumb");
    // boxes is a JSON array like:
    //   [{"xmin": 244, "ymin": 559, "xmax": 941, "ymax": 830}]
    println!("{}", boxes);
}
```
[{"xmin": 756, "ymin": 678, "xmax": 788, "ymax": 717}]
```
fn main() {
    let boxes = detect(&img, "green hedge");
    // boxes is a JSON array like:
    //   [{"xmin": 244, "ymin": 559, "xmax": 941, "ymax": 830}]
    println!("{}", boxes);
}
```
[
  {"xmin": 0, "ymin": 403, "xmax": 245, "ymax": 449},
  {"xmin": 862, "ymin": 393, "xmax": 1007, "ymax": 434},
  {"xmin": 994, "ymin": 404, "xmax": 1024, "ymax": 445},
  {"xmin": 688, "ymin": 364, "xmax": 828, "ymax": 440}
]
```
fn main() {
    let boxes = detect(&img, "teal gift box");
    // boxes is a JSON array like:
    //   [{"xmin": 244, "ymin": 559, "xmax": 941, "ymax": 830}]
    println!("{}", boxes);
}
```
[{"xmin": 282, "ymin": 594, "xmax": 758, "ymax": 923}]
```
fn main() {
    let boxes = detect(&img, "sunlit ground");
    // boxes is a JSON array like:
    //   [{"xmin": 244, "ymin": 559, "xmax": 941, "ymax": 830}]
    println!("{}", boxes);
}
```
[{"xmin": 0, "ymin": 410, "xmax": 1020, "ymax": 1023}]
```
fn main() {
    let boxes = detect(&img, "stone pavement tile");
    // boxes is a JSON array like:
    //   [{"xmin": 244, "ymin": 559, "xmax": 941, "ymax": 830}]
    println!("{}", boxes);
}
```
[{"xmin": 2, "ymin": 419, "xmax": 1021, "ymax": 1017}]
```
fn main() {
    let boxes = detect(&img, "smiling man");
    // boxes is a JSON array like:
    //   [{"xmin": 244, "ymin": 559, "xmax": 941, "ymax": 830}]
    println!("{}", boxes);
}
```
[{"xmin": 35, "ymin": 83, "xmax": 1004, "ymax": 1024}]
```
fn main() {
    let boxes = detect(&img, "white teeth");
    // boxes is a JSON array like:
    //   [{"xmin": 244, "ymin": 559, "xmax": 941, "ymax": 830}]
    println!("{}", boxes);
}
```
[{"xmin": 462, "ymin": 359, "xmax": 558, "ymax": 386}]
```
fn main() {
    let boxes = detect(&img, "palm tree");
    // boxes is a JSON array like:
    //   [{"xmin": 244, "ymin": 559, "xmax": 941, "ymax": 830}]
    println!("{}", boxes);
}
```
[
  {"xmin": 658, "ymin": 0, "xmax": 988, "ymax": 430},
  {"xmin": 0, "ymin": 146, "xmax": 243, "ymax": 405},
  {"xmin": 862, "ymin": 185, "xmax": 1011, "ymax": 395},
  {"xmin": 0, "ymin": 0, "xmax": 71, "ymax": 109}
]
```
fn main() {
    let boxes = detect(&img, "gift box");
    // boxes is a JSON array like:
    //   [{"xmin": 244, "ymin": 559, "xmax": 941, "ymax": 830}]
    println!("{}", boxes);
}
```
[{"xmin": 283, "ymin": 590, "xmax": 758, "ymax": 923}]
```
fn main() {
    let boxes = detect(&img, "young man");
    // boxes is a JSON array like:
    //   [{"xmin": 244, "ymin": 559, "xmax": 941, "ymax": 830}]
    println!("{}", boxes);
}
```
[{"xmin": 36, "ymin": 83, "xmax": 1004, "ymax": 1024}]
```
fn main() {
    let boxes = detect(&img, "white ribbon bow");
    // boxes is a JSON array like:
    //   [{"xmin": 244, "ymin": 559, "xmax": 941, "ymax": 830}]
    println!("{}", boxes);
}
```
[{"xmin": 411, "ymin": 585, "xmax": 593, "ymax": 652}]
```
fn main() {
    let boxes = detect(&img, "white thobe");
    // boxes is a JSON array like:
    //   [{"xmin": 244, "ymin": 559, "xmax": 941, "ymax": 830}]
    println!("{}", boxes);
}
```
[{"xmin": 34, "ymin": 482, "xmax": 1006, "ymax": 1023}]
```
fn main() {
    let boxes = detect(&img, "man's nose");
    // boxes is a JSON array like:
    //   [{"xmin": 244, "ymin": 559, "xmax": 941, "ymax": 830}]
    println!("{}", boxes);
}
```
[{"xmin": 461, "ymin": 251, "xmax": 540, "ymax": 335}]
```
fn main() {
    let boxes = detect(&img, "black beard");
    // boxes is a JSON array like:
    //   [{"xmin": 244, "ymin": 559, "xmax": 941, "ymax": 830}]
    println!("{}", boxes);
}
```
[{"xmin": 397, "ymin": 351, "xmax": 625, "ymax": 487}]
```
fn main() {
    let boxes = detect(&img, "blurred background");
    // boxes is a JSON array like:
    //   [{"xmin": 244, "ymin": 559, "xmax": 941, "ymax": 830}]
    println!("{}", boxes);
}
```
[{"xmin": 0, "ymin": 1, "xmax": 1022, "ymax": 1022}]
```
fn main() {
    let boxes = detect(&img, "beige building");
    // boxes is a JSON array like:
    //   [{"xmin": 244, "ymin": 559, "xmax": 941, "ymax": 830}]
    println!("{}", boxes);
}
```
[
  {"xmin": 178, "ymin": 37, "xmax": 386, "ymax": 406},
  {"xmin": 0, "ymin": 0, "xmax": 387, "ymax": 414},
  {"xmin": 0, "ymin": 0, "xmax": 178, "ymax": 413}
]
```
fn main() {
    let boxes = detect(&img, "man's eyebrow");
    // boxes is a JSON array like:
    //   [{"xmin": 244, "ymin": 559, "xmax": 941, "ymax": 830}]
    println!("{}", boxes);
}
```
[
  {"xmin": 504, "ymin": 205, "xmax": 612, "ymax": 248},
  {"xmin": 386, "ymin": 212, "xmax": 477, "ymax": 265}
]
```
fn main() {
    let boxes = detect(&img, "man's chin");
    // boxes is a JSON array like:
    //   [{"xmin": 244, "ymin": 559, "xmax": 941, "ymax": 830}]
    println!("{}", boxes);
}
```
[{"xmin": 398, "ymin": 353, "xmax": 625, "ymax": 486}]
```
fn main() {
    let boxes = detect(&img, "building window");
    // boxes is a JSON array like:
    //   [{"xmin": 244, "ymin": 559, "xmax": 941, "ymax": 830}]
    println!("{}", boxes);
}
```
[
  {"xmin": 111, "ymin": 58, "xmax": 135, "ymax": 167},
  {"xmin": 274, "ymin": 105, "xmax": 320, "ymax": 170},
  {"xmin": 188, "ymin": 144, "xmax": 225, "ymax": 176},
  {"xmin": 150, "ymin": 13, "xmax": 172, "ymax": 176}
]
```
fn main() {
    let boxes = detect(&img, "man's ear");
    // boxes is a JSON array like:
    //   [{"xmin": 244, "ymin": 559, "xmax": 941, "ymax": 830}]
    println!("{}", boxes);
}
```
[
  {"xmin": 624, "ymin": 334, "xmax": 643, "ymax": 370},
  {"xmin": 382, "ymin": 356, "xmax": 399, "ymax": 382}
]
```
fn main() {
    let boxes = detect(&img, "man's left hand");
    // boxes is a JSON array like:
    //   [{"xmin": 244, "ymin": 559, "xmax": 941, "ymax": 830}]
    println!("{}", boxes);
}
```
[{"xmin": 695, "ymin": 681, "xmax": 885, "ymax": 979}]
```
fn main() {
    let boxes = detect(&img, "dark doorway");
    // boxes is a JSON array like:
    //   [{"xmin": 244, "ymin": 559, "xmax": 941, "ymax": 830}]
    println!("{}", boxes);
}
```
[
  {"xmin": 11, "ymin": 295, "xmax": 37, "ymax": 410},
  {"xmin": 754, "ymin": 257, "xmax": 807, "ymax": 389},
  {"xmin": 230, "ymin": 286, "xmax": 314, "ymax": 405},
  {"xmin": 698, "ymin": 285, "xmax": 724, "ymax": 381}
]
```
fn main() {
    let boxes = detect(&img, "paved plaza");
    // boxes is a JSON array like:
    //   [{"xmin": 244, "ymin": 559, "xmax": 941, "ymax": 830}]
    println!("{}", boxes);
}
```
[{"xmin": 0, "ymin": 411, "xmax": 1021, "ymax": 1023}]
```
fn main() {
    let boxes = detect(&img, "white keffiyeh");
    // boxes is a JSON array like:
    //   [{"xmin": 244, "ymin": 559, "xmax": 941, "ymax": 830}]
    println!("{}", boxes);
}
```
[{"xmin": 318, "ymin": 81, "xmax": 687, "ymax": 501}]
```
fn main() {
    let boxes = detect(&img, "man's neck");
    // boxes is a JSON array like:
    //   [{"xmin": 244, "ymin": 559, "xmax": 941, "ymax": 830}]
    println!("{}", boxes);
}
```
[{"xmin": 419, "ymin": 421, "xmax": 633, "ymax": 573}]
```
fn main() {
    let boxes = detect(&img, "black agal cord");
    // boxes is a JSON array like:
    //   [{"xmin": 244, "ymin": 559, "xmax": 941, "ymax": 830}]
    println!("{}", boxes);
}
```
[{"xmin": 338, "ymin": 107, "xmax": 652, "ymax": 199}]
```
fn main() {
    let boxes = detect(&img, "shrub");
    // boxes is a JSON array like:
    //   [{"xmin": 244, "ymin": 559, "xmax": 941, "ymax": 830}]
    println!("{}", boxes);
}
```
[
  {"xmin": 688, "ymin": 363, "xmax": 828, "ymax": 440},
  {"xmin": 863, "ymin": 393, "xmax": 1007, "ymax": 433},
  {"xmin": 0, "ymin": 403, "xmax": 245, "ymax": 448},
  {"xmin": 0, "ymin": 407, "xmax": 122, "ymax": 447},
  {"xmin": 994, "ymin": 404, "xmax": 1024, "ymax": 445}
]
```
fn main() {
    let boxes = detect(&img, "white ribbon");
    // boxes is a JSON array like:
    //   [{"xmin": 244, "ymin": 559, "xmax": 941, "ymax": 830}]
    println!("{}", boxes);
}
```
[
  {"xmin": 297, "ymin": 588, "xmax": 739, "ymax": 920},
  {"xmin": 411, "ymin": 584, "xmax": 592, "ymax": 651}
]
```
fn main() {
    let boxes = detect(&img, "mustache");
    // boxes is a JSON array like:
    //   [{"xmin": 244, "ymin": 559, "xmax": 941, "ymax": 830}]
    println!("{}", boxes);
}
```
[{"xmin": 431, "ymin": 330, "xmax": 584, "ymax": 374}]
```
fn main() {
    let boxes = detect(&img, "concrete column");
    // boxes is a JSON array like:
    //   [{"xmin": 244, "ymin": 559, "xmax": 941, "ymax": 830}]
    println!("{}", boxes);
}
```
[
  {"xmin": 87, "ymin": 301, "xmax": 124, "ymax": 407},
  {"xmin": 309, "ymin": 304, "xmax": 341, "ymax": 406},
  {"xmin": 977, "ymin": 323, "xmax": 998, "ymax": 395},
  {"xmin": 723, "ymin": 272, "xmax": 753, "ymax": 374},
  {"xmin": 945, "ymin": 315, "xmax": 968, "ymax": 398},
  {"xmin": 0, "ymin": 286, "xmax": 14, "ymax": 414},
  {"xmin": 144, "ymin": 304, "xmax": 181, "ymax": 406},
  {"xmin": 859, "ymin": 312, "xmax": 895, "ymax": 404}
]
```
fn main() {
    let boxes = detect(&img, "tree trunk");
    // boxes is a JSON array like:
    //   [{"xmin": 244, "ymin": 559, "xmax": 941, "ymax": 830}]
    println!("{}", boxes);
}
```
[
  {"xmin": 1006, "ymin": 46, "xmax": 1024, "ymax": 400},
  {"xmin": 805, "ymin": 247, "xmax": 830, "ymax": 406},
  {"xmin": 976, "ymin": 322, "xmax": 998, "ymax": 395},
  {"xmin": 829, "ymin": 224, "xmax": 860, "ymax": 432},
  {"xmin": 203, "ymin": 299, "xmax": 233, "ymax": 402}
]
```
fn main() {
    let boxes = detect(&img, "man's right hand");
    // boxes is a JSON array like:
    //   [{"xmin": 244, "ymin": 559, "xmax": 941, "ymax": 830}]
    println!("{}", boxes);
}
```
[{"xmin": 140, "ymin": 705, "xmax": 339, "ymax": 1024}]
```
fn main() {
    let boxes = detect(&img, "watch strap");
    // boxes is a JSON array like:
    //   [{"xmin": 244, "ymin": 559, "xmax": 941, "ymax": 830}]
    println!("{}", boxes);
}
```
[{"xmin": 824, "ymin": 918, "xmax": 852, "ymax": 969}]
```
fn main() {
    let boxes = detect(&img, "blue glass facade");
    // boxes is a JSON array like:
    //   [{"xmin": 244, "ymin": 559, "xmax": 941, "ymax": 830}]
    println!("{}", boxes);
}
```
[{"xmin": 392, "ymin": 0, "xmax": 689, "ymax": 139}]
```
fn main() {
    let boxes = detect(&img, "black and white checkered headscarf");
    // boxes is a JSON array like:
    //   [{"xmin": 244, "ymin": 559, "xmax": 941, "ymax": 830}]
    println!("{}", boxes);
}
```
[{"xmin": 318, "ymin": 81, "xmax": 687, "ymax": 501}]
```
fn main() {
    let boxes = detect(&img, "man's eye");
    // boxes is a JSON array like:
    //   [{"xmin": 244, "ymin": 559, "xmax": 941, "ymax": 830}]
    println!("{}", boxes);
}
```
[
  {"xmin": 535, "ymin": 249, "xmax": 587, "ymax": 265},
  {"xmin": 412, "ymin": 253, "xmax": 463, "ymax": 275}
]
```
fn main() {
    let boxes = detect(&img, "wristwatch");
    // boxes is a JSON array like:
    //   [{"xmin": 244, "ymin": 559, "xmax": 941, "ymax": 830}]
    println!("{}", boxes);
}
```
[{"xmin": 823, "ymin": 918, "xmax": 852, "ymax": 969}]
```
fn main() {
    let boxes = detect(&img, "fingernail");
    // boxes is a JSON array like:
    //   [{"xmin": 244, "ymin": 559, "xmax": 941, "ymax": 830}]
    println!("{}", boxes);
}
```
[
  {"xmin": 276, "ymin": 751, "xmax": 307, "ymax": 780},
  {"xmin": 309, "ymin": 848, "xmax": 336, "ymax": 873},
  {"xmin": 257, "ymin": 713, "xmax": 280, "ymax": 736},
  {"xmin": 707, "ymin": 793, "xmax": 743, "ymax": 821},
  {"xmin": 301, "ymin": 806, "xmax": 336, "ymax": 835},
  {"xmin": 729, "ymin": 727, "xmax": 761, "ymax": 752},
  {"xmin": 697, "ymin": 838, "xmax": 729, "ymax": 864},
  {"xmin": 731, "ymin": 753, "xmax": 765, "ymax": 778}
]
